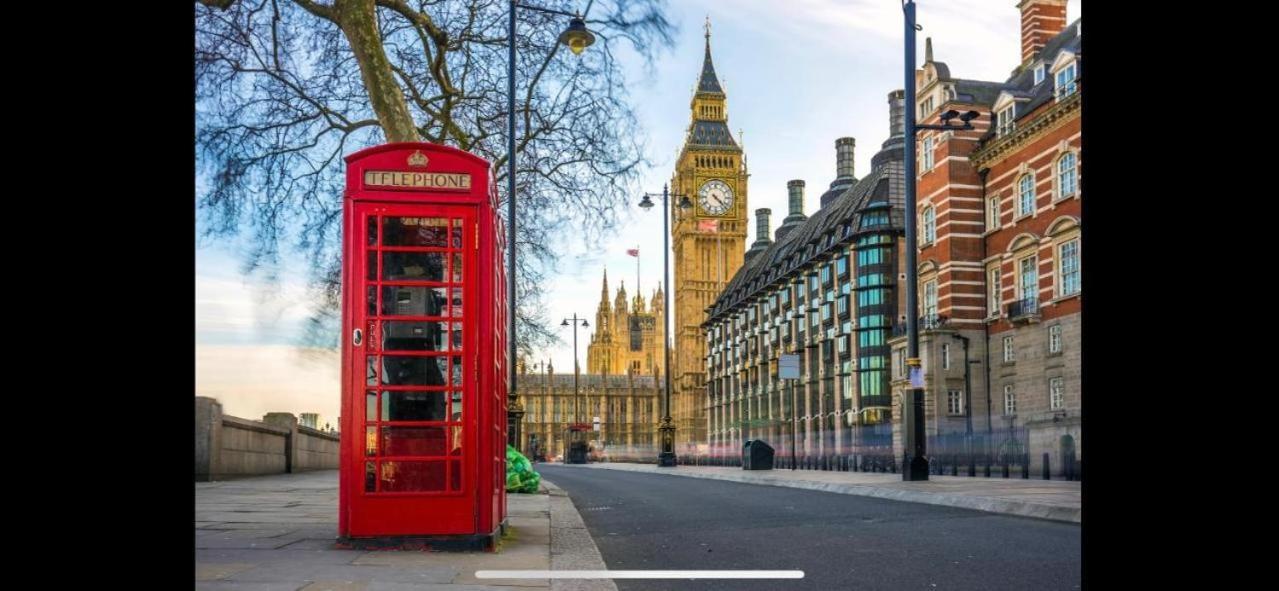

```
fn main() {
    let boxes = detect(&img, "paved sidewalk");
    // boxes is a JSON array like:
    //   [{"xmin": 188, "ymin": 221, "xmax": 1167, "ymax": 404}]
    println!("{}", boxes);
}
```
[
  {"xmin": 565, "ymin": 462, "xmax": 1081, "ymax": 524},
  {"xmin": 196, "ymin": 470, "xmax": 615, "ymax": 591}
]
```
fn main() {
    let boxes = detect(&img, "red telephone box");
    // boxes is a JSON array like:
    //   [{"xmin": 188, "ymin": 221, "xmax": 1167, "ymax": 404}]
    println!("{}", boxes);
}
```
[{"xmin": 338, "ymin": 142, "xmax": 508, "ymax": 549}]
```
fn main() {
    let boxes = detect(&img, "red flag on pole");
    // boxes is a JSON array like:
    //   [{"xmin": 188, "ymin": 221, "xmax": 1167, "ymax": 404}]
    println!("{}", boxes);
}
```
[{"xmin": 626, "ymin": 248, "xmax": 639, "ymax": 257}]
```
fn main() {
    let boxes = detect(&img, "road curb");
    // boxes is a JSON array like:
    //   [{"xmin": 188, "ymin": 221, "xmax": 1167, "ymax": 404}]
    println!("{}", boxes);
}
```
[
  {"xmin": 569, "ymin": 464, "xmax": 1081, "ymax": 524},
  {"xmin": 542, "ymin": 478, "xmax": 619, "ymax": 591}
]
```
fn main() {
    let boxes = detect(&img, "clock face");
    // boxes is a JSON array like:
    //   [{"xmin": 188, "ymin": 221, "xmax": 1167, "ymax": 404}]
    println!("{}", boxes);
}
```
[{"xmin": 698, "ymin": 180, "xmax": 735, "ymax": 215}]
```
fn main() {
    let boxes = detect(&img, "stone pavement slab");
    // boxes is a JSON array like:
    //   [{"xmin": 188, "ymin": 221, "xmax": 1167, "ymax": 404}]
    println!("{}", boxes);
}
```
[
  {"xmin": 566, "ymin": 462, "xmax": 1081, "ymax": 523},
  {"xmin": 196, "ymin": 471, "xmax": 616, "ymax": 590}
]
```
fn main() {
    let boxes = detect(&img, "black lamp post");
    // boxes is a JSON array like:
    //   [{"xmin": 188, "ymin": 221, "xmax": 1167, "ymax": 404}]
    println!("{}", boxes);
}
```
[
  {"xmin": 560, "ymin": 314, "xmax": 589, "ymax": 463},
  {"xmin": 639, "ymin": 184, "xmax": 693, "ymax": 467},
  {"xmin": 901, "ymin": 0, "xmax": 981, "ymax": 481},
  {"xmin": 507, "ymin": 1, "xmax": 596, "ymax": 457}
]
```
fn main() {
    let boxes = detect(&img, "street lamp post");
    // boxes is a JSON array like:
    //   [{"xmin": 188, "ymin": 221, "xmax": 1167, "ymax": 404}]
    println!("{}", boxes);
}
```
[
  {"xmin": 507, "ymin": 1, "xmax": 596, "ymax": 455},
  {"xmin": 639, "ymin": 184, "xmax": 692, "ymax": 467},
  {"xmin": 901, "ymin": 0, "xmax": 981, "ymax": 481},
  {"xmin": 560, "ymin": 314, "xmax": 589, "ymax": 463}
]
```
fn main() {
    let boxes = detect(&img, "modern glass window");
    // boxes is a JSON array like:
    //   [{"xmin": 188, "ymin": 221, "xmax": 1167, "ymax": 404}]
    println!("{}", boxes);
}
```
[
  {"xmin": 1019, "ymin": 256, "xmax": 1038, "ymax": 306},
  {"xmin": 922, "ymin": 206, "xmax": 935, "ymax": 244},
  {"xmin": 1049, "ymin": 324, "xmax": 1062, "ymax": 354},
  {"xmin": 1018, "ymin": 174, "xmax": 1035, "ymax": 217},
  {"xmin": 989, "ymin": 268, "xmax": 1002, "ymax": 318},
  {"xmin": 987, "ymin": 196, "xmax": 1000, "ymax": 231},
  {"xmin": 1050, "ymin": 377, "xmax": 1064, "ymax": 410},
  {"xmin": 942, "ymin": 343, "xmax": 950, "ymax": 370},
  {"xmin": 1058, "ymin": 152, "xmax": 1078, "ymax": 198},
  {"xmin": 1059, "ymin": 239, "xmax": 1080, "ymax": 296},
  {"xmin": 1004, "ymin": 385, "xmax": 1016, "ymax": 415},
  {"xmin": 1055, "ymin": 62, "xmax": 1077, "ymax": 99},
  {"xmin": 923, "ymin": 280, "xmax": 938, "ymax": 320},
  {"xmin": 997, "ymin": 107, "xmax": 1015, "ymax": 136},
  {"xmin": 922, "ymin": 136, "xmax": 934, "ymax": 171},
  {"xmin": 1003, "ymin": 336, "xmax": 1015, "ymax": 363},
  {"xmin": 948, "ymin": 390, "xmax": 964, "ymax": 415}
]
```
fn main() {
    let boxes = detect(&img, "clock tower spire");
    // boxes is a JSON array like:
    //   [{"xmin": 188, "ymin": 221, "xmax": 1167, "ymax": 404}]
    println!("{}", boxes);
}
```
[{"xmin": 670, "ymin": 16, "xmax": 748, "ymax": 446}]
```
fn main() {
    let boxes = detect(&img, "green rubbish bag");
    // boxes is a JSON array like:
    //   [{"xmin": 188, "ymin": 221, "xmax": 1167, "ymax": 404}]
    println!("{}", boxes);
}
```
[{"xmin": 506, "ymin": 445, "xmax": 541, "ymax": 494}]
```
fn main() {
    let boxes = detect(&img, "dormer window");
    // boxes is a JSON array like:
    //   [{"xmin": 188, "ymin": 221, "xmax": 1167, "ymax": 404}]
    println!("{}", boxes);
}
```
[
  {"xmin": 1051, "ymin": 52, "xmax": 1079, "ymax": 101},
  {"xmin": 919, "ymin": 96, "xmax": 934, "ymax": 120},
  {"xmin": 997, "ymin": 107, "xmax": 1016, "ymax": 136},
  {"xmin": 1055, "ymin": 63, "xmax": 1077, "ymax": 99},
  {"xmin": 1034, "ymin": 64, "xmax": 1046, "ymax": 85}
]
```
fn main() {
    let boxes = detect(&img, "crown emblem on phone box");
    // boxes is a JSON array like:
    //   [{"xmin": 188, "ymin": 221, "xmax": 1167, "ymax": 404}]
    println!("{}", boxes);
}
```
[{"xmin": 408, "ymin": 150, "xmax": 430, "ymax": 168}]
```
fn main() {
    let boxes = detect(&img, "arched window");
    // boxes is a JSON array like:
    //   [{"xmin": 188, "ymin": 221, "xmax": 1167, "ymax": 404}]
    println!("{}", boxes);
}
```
[
  {"xmin": 1018, "ymin": 174, "xmax": 1035, "ymax": 217},
  {"xmin": 922, "ymin": 206, "xmax": 935, "ymax": 244},
  {"xmin": 1057, "ymin": 152, "xmax": 1077, "ymax": 198}
]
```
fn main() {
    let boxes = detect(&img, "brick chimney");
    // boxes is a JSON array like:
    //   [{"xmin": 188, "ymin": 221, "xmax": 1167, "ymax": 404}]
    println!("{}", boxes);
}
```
[{"xmin": 1019, "ymin": 0, "xmax": 1068, "ymax": 64}]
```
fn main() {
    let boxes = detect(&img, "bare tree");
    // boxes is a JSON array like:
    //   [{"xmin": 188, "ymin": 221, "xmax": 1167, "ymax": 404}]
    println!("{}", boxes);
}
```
[{"xmin": 196, "ymin": 0, "xmax": 673, "ymax": 354}]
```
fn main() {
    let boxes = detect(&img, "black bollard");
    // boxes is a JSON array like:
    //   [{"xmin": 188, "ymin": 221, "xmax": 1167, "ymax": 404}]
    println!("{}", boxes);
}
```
[
  {"xmin": 952, "ymin": 460, "xmax": 959, "ymax": 477},
  {"xmin": 968, "ymin": 454, "xmax": 976, "ymax": 477},
  {"xmin": 1043, "ymin": 453, "xmax": 1051, "ymax": 480},
  {"xmin": 1002, "ymin": 458, "xmax": 1010, "ymax": 478},
  {"xmin": 1022, "ymin": 454, "xmax": 1030, "ymax": 479}
]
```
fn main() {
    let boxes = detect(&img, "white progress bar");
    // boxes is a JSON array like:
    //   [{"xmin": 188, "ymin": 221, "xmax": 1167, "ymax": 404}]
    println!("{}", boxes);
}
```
[{"xmin": 476, "ymin": 570, "xmax": 804, "ymax": 579}]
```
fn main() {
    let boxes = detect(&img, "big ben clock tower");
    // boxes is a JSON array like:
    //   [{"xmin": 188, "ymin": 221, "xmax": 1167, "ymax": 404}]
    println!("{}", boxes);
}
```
[{"xmin": 670, "ymin": 18, "xmax": 748, "ymax": 448}]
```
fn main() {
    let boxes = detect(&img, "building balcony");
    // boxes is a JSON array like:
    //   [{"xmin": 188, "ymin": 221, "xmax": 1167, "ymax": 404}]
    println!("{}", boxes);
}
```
[{"xmin": 1007, "ymin": 298, "xmax": 1040, "ymax": 324}]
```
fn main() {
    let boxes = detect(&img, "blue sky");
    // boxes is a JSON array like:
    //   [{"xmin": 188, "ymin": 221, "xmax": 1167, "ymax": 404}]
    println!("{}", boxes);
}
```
[{"xmin": 195, "ymin": 0, "xmax": 1082, "ymax": 422}]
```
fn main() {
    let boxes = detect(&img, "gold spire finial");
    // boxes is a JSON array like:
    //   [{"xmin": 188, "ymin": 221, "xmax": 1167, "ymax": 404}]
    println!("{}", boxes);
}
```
[{"xmin": 704, "ymin": 15, "xmax": 711, "ymax": 41}]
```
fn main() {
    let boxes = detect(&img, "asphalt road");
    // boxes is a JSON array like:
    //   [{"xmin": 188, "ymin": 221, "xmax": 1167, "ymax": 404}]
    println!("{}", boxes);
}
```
[{"xmin": 538, "ymin": 464, "xmax": 1080, "ymax": 591}]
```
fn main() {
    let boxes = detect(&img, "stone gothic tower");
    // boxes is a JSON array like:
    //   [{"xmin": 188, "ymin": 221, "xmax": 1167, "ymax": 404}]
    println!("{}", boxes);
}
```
[
  {"xmin": 587, "ymin": 269, "xmax": 666, "ymax": 377},
  {"xmin": 670, "ymin": 17, "xmax": 748, "ymax": 445}
]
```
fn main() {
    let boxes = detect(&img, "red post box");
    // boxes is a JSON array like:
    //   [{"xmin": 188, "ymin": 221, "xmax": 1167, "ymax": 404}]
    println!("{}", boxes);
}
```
[{"xmin": 338, "ymin": 142, "xmax": 508, "ymax": 550}]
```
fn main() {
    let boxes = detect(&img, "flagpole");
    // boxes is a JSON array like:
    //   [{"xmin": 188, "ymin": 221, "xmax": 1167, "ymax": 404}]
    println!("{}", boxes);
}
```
[{"xmin": 636, "ymin": 244, "xmax": 641, "ymax": 299}]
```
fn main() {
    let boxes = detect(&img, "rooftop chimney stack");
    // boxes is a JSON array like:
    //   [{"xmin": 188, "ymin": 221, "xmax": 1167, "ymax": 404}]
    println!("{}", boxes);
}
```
[
  {"xmin": 1019, "ymin": 0, "xmax": 1068, "ymax": 64},
  {"xmin": 775, "ymin": 180, "xmax": 808, "ymax": 242},
  {"xmin": 787, "ymin": 180, "xmax": 806, "ymax": 217},
  {"xmin": 746, "ymin": 208, "xmax": 773, "ymax": 260},
  {"xmin": 835, "ymin": 137, "xmax": 856, "ymax": 180}
]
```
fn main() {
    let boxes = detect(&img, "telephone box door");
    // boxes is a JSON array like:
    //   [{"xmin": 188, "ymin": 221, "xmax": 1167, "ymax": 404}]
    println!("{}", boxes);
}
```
[{"xmin": 347, "ymin": 201, "xmax": 478, "ymax": 536}]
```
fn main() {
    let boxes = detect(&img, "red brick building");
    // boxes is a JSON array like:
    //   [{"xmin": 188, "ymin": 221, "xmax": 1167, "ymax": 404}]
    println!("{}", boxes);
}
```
[{"xmin": 891, "ymin": 0, "xmax": 1081, "ymax": 477}]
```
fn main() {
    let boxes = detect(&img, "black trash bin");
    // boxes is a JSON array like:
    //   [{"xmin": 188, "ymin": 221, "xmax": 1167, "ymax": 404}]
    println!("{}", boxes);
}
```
[
  {"xmin": 742, "ymin": 440, "xmax": 775, "ymax": 470},
  {"xmin": 567, "ymin": 441, "xmax": 588, "ymax": 464}
]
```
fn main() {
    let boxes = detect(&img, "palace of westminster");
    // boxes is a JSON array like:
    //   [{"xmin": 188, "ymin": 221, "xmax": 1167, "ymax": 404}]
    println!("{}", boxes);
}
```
[{"xmin": 520, "ymin": 1, "xmax": 1081, "ymax": 476}]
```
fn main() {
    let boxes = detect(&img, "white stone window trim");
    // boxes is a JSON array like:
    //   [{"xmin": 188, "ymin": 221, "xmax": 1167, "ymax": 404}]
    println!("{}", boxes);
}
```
[
  {"xmin": 1049, "ymin": 377, "xmax": 1064, "ymax": 411},
  {"xmin": 947, "ymin": 390, "xmax": 965, "ymax": 416},
  {"xmin": 1053, "ymin": 147, "xmax": 1080, "ymax": 202},
  {"xmin": 1048, "ymin": 324, "xmax": 1063, "ymax": 356},
  {"xmin": 1016, "ymin": 171, "xmax": 1037, "ymax": 220},
  {"xmin": 984, "ymin": 195, "xmax": 1002, "ymax": 236}
]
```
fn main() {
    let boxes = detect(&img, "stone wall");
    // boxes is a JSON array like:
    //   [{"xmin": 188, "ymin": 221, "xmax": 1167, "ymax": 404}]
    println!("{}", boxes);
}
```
[{"xmin": 196, "ymin": 396, "xmax": 340, "ymax": 481}]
